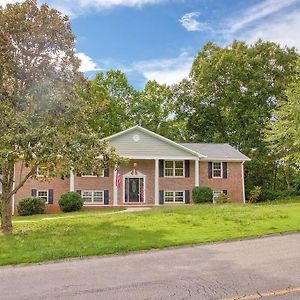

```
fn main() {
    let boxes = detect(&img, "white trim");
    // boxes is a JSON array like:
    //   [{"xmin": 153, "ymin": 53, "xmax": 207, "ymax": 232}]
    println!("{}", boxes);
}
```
[
  {"xmin": 82, "ymin": 190, "xmax": 104, "ymax": 204},
  {"xmin": 37, "ymin": 190, "xmax": 49, "ymax": 204},
  {"xmin": 212, "ymin": 162, "xmax": 223, "ymax": 178},
  {"xmin": 119, "ymin": 155, "xmax": 200, "ymax": 160},
  {"xmin": 241, "ymin": 162, "xmax": 246, "ymax": 204},
  {"xmin": 105, "ymin": 125, "xmax": 206, "ymax": 158},
  {"xmin": 155, "ymin": 159, "xmax": 159, "ymax": 205},
  {"xmin": 195, "ymin": 159, "xmax": 199, "ymax": 187},
  {"xmin": 164, "ymin": 191, "xmax": 185, "ymax": 203},
  {"xmin": 123, "ymin": 171, "xmax": 146, "ymax": 203},
  {"xmin": 70, "ymin": 170, "xmax": 75, "ymax": 192},
  {"xmin": 201, "ymin": 158, "xmax": 251, "ymax": 162},
  {"xmin": 12, "ymin": 164, "xmax": 16, "ymax": 215},
  {"xmin": 164, "ymin": 160, "xmax": 185, "ymax": 178}
]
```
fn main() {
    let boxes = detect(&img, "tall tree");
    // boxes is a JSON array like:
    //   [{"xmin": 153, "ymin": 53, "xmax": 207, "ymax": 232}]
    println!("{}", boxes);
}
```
[
  {"xmin": 0, "ymin": 0, "xmax": 119, "ymax": 234},
  {"xmin": 188, "ymin": 40, "xmax": 298, "ymax": 154},
  {"xmin": 86, "ymin": 70, "xmax": 137, "ymax": 136}
]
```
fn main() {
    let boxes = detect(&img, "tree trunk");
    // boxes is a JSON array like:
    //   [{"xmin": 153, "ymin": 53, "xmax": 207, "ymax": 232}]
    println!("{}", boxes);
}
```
[{"xmin": 1, "ymin": 197, "xmax": 12, "ymax": 234}]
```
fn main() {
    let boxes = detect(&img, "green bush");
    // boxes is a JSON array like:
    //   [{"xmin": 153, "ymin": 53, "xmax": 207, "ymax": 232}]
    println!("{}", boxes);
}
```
[
  {"xmin": 17, "ymin": 197, "xmax": 46, "ymax": 216},
  {"xmin": 192, "ymin": 186, "xmax": 213, "ymax": 203},
  {"xmin": 248, "ymin": 186, "xmax": 261, "ymax": 203},
  {"xmin": 59, "ymin": 192, "xmax": 83, "ymax": 212},
  {"xmin": 259, "ymin": 189, "xmax": 277, "ymax": 201},
  {"xmin": 216, "ymin": 193, "xmax": 232, "ymax": 204}
]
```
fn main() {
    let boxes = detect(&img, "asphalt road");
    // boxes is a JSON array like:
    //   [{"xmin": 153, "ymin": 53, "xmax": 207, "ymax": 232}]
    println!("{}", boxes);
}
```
[{"xmin": 0, "ymin": 233, "xmax": 299, "ymax": 300}]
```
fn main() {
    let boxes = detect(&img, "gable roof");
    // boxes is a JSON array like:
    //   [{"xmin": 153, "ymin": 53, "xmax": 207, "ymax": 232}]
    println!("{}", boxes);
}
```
[
  {"xmin": 181, "ymin": 143, "xmax": 250, "ymax": 161},
  {"xmin": 105, "ymin": 125, "xmax": 205, "ymax": 159}
]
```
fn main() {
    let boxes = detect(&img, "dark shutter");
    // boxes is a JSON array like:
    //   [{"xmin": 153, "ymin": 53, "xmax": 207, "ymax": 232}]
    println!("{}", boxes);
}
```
[
  {"xmin": 185, "ymin": 160, "xmax": 190, "ymax": 177},
  {"xmin": 223, "ymin": 190, "xmax": 228, "ymax": 195},
  {"xmin": 159, "ymin": 190, "xmax": 164, "ymax": 204},
  {"xmin": 159, "ymin": 160, "xmax": 164, "ymax": 177},
  {"xmin": 76, "ymin": 190, "xmax": 82, "ymax": 195},
  {"xmin": 222, "ymin": 162, "xmax": 228, "ymax": 178},
  {"xmin": 185, "ymin": 190, "xmax": 190, "ymax": 204},
  {"xmin": 48, "ymin": 189, "xmax": 53, "ymax": 204},
  {"xmin": 104, "ymin": 168, "xmax": 109, "ymax": 177},
  {"xmin": 31, "ymin": 189, "xmax": 37, "ymax": 197},
  {"xmin": 208, "ymin": 162, "xmax": 213, "ymax": 178},
  {"xmin": 104, "ymin": 190, "xmax": 109, "ymax": 205}
]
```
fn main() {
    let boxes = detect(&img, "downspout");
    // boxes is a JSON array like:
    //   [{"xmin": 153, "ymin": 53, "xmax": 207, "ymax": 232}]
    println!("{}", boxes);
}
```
[{"xmin": 241, "ymin": 161, "xmax": 246, "ymax": 204}]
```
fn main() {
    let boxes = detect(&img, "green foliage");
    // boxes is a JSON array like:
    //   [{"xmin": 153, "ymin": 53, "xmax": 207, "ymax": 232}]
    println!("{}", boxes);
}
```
[
  {"xmin": 216, "ymin": 193, "xmax": 232, "ymax": 204},
  {"xmin": 59, "ymin": 192, "xmax": 84, "ymax": 212},
  {"xmin": 17, "ymin": 197, "xmax": 46, "ymax": 216},
  {"xmin": 248, "ymin": 186, "xmax": 262, "ymax": 203},
  {"xmin": 192, "ymin": 186, "xmax": 213, "ymax": 203}
]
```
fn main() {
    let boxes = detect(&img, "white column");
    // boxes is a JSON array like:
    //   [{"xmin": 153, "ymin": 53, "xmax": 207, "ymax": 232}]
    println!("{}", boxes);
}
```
[
  {"xmin": 70, "ymin": 170, "xmax": 75, "ymax": 192},
  {"xmin": 241, "ymin": 162, "xmax": 245, "ymax": 204},
  {"xmin": 155, "ymin": 159, "xmax": 159, "ymax": 205},
  {"xmin": 195, "ymin": 159, "xmax": 199, "ymax": 187},
  {"xmin": 113, "ymin": 168, "xmax": 118, "ymax": 206}
]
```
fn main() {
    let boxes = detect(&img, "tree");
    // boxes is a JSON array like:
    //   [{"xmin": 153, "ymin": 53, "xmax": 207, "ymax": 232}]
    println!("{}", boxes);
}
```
[
  {"xmin": 0, "ymin": 1, "xmax": 120, "ymax": 234},
  {"xmin": 266, "ymin": 61, "xmax": 300, "ymax": 188},
  {"xmin": 188, "ymin": 40, "xmax": 298, "ymax": 154},
  {"xmin": 85, "ymin": 70, "xmax": 137, "ymax": 136}
]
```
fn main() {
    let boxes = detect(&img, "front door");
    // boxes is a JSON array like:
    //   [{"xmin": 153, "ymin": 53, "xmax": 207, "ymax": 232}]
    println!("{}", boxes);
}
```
[{"xmin": 124, "ymin": 177, "xmax": 145, "ymax": 203}]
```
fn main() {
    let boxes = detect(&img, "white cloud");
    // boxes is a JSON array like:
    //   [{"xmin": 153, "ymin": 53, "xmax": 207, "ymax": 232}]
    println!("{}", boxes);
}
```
[
  {"xmin": 240, "ymin": 10, "xmax": 300, "ymax": 51},
  {"xmin": 179, "ymin": 12, "xmax": 210, "ymax": 32},
  {"xmin": 228, "ymin": 0, "xmax": 299, "ymax": 34},
  {"xmin": 0, "ymin": 0, "xmax": 169, "ymax": 17},
  {"xmin": 132, "ymin": 52, "xmax": 193, "ymax": 85},
  {"xmin": 75, "ymin": 52, "xmax": 102, "ymax": 72}
]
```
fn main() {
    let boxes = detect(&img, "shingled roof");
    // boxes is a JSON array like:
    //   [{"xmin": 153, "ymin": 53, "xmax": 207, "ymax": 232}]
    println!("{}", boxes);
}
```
[{"xmin": 180, "ymin": 143, "xmax": 250, "ymax": 161}]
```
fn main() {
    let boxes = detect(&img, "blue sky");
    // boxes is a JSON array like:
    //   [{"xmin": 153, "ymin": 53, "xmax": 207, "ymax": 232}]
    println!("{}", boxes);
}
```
[{"xmin": 2, "ymin": 0, "xmax": 300, "ymax": 88}]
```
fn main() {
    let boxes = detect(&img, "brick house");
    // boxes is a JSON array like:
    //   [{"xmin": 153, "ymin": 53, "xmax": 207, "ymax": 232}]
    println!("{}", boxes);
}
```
[{"xmin": 11, "ymin": 125, "xmax": 250, "ymax": 213}]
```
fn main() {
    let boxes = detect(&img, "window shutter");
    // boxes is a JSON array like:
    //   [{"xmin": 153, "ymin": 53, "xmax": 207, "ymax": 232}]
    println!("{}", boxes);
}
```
[
  {"xmin": 222, "ymin": 162, "xmax": 228, "ymax": 178},
  {"xmin": 48, "ymin": 189, "xmax": 53, "ymax": 204},
  {"xmin": 159, "ymin": 160, "xmax": 164, "ymax": 177},
  {"xmin": 159, "ymin": 190, "xmax": 164, "ymax": 204},
  {"xmin": 185, "ymin": 190, "xmax": 190, "ymax": 204},
  {"xmin": 208, "ymin": 162, "xmax": 213, "ymax": 178},
  {"xmin": 185, "ymin": 160, "xmax": 190, "ymax": 177},
  {"xmin": 76, "ymin": 190, "xmax": 81, "ymax": 196},
  {"xmin": 104, "ymin": 168, "xmax": 109, "ymax": 177},
  {"xmin": 104, "ymin": 190, "xmax": 109, "ymax": 205},
  {"xmin": 31, "ymin": 189, "xmax": 37, "ymax": 197}
]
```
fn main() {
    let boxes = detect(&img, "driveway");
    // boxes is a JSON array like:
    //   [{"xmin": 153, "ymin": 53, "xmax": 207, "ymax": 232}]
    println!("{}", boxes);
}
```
[{"xmin": 0, "ymin": 233, "xmax": 299, "ymax": 299}]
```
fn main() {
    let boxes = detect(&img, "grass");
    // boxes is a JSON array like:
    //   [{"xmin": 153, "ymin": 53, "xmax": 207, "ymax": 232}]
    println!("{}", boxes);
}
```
[{"xmin": 0, "ymin": 197, "xmax": 299, "ymax": 266}]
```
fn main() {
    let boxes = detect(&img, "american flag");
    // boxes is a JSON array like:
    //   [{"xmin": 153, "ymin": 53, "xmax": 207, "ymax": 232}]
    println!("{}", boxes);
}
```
[{"xmin": 115, "ymin": 169, "xmax": 121, "ymax": 188}]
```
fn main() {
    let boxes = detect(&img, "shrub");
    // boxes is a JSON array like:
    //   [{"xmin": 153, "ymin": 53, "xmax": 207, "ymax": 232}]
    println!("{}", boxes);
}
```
[
  {"xmin": 17, "ymin": 197, "xmax": 46, "ymax": 216},
  {"xmin": 259, "ymin": 189, "xmax": 277, "ymax": 202},
  {"xmin": 192, "ymin": 186, "xmax": 213, "ymax": 203},
  {"xmin": 248, "ymin": 186, "xmax": 261, "ymax": 203},
  {"xmin": 216, "ymin": 193, "xmax": 232, "ymax": 204},
  {"xmin": 59, "ymin": 192, "xmax": 83, "ymax": 212}
]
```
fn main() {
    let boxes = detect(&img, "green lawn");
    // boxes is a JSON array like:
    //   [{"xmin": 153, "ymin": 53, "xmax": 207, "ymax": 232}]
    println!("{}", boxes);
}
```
[{"xmin": 0, "ymin": 198, "xmax": 299, "ymax": 266}]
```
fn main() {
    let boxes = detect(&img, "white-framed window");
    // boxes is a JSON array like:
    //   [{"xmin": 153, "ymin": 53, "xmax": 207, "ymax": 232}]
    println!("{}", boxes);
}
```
[
  {"xmin": 213, "ymin": 190, "xmax": 227, "ymax": 203},
  {"xmin": 82, "ymin": 190, "xmax": 104, "ymax": 204},
  {"xmin": 36, "ymin": 167, "xmax": 49, "ymax": 177},
  {"xmin": 164, "ymin": 191, "xmax": 185, "ymax": 203},
  {"xmin": 37, "ymin": 190, "xmax": 48, "ymax": 203},
  {"xmin": 164, "ymin": 161, "xmax": 184, "ymax": 177},
  {"xmin": 212, "ymin": 162, "xmax": 222, "ymax": 178},
  {"xmin": 81, "ymin": 170, "xmax": 104, "ymax": 177}
]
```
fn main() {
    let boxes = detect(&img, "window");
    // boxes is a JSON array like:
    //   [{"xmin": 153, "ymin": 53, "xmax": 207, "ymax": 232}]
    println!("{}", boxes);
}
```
[
  {"xmin": 164, "ymin": 161, "xmax": 184, "ymax": 177},
  {"xmin": 37, "ymin": 190, "xmax": 48, "ymax": 203},
  {"xmin": 213, "ymin": 191, "xmax": 227, "ymax": 203},
  {"xmin": 82, "ymin": 190, "xmax": 104, "ymax": 204},
  {"xmin": 81, "ymin": 170, "xmax": 104, "ymax": 177},
  {"xmin": 36, "ymin": 167, "xmax": 49, "ymax": 177},
  {"xmin": 164, "ymin": 191, "xmax": 184, "ymax": 203},
  {"xmin": 212, "ymin": 162, "xmax": 222, "ymax": 178}
]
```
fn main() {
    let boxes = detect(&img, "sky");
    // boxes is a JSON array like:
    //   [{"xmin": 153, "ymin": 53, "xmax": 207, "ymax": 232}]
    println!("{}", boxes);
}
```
[{"xmin": 1, "ymin": 0, "xmax": 300, "ymax": 88}]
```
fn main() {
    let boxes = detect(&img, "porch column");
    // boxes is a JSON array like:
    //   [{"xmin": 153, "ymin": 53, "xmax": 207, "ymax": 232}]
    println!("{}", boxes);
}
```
[
  {"xmin": 70, "ymin": 170, "xmax": 75, "ymax": 192},
  {"xmin": 195, "ymin": 159, "xmax": 199, "ymax": 187},
  {"xmin": 113, "ymin": 168, "xmax": 118, "ymax": 206},
  {"xmin": 155, "ymin": 159, "xmax": 159, "ymax": 205}
]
